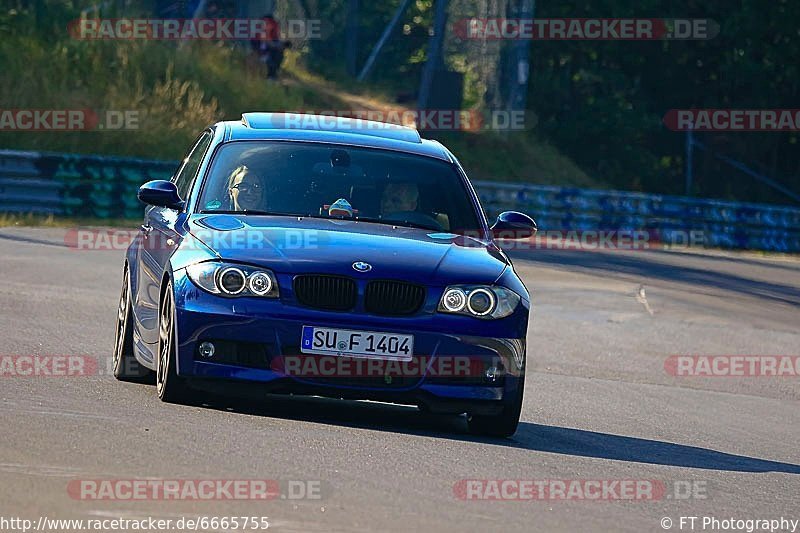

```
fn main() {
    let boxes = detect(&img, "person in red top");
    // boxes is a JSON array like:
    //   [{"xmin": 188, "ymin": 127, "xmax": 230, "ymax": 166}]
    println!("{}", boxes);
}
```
[
  {"xmin": 250, "ymin": 15, "xmax": 290, "ymax": 79},
  {"xmin": 264, "ymin": 15, "xmax": 280, "ymax": 42}
]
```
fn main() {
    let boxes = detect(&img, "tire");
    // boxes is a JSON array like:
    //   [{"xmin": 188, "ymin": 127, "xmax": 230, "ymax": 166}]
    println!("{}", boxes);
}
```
[
  {"xmin": 467, "ymin": 371, "xmax": 525, "ymax": 438},
  {"xmin": 156, "ymin": 281, "xmax": 192, "ymax": 403},
  {"xmin": 112, "ymin": 267, "xmax": 153, "ymax": 382}
]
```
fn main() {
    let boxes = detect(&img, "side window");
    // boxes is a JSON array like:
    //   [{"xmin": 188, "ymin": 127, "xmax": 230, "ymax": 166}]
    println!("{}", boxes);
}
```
[{"xmin": 173, "ymin": 132, "xmax": 212, "ymax": 200}]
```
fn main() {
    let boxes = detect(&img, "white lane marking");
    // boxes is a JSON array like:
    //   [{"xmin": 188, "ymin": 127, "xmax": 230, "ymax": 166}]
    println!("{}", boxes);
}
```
[
  {"xmin": 0, "ymin": 463, "xmax": 81, "ymax": 477},
  {"xmin": 0, "ymin": 405, "xmax": 117, "ymax": 421}
]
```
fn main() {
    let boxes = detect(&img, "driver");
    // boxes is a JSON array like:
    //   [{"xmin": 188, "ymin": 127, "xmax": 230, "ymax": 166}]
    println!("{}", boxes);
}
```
[
  {"xmin": 381, "ymin": 182, "xmax": 419, "ymax": 216},
  {"xmin": 227, "ymin": 165, "xmax": 265, "ymax": 211}
]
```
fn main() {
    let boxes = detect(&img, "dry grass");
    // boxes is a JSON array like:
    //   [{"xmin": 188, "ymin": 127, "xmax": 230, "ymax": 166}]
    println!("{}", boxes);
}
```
[{"xmin": 0, "ymin": 13, "xmax": 594, "ymax": 188}]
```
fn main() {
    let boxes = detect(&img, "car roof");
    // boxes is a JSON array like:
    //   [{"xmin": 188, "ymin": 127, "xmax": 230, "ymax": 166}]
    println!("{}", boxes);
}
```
[{"xmin": 214, "ymin": 113, "xmax": 453, "ymax": 162}]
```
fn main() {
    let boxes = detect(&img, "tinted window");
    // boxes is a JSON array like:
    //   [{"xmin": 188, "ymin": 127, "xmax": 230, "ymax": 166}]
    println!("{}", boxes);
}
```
[
  {"xmin": 173, "ymin": 132, "xmax": 212, "ymax": 199},
  {"xmin": 197, "ymin": 141, "xmax": 482, "ymax": 233}
]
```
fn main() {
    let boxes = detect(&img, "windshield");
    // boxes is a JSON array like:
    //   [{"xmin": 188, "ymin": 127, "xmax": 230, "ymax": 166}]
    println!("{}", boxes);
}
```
[{"xmin": 196, "ymin": 141, "xmax": 483, "ymax": 233}]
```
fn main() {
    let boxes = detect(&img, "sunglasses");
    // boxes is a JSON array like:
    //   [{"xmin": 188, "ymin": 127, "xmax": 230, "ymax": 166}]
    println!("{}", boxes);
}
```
[{"xmin": 230, "ymin": 182, "xmax": 263, "ymax": 194}]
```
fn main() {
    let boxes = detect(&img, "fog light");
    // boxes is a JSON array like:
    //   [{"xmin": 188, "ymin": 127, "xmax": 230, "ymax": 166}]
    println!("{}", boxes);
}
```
[{"xmin": 198, "ymin": 341, "xmax": 216, "ymax": 358}]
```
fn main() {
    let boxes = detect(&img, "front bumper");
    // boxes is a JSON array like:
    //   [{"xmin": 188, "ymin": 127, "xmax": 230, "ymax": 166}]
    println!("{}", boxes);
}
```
[{"xmin": 172, "ymin": 271, "xmax": 528, "ymax": 413}]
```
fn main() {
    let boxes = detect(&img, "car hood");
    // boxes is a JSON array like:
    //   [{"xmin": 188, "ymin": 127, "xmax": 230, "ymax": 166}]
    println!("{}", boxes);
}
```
[{"xmin": 186, "ymin": 214, "xmax": 507, "ymax": 284}]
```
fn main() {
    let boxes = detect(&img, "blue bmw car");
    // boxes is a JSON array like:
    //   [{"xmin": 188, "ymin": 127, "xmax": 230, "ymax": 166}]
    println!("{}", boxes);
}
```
[{"xmin": 113, "ymin": 113, "xmax": 535, "ymax": 437}]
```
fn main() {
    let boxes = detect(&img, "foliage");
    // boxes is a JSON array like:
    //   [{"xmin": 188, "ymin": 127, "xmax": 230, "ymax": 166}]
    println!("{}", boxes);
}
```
[
  {"xmin": 0, "ymin": 1, "xmax": 344, "ymax": 159},
  {"xmin": 527, "ymin": 0, "xmax": 800, "ymax": 203}
]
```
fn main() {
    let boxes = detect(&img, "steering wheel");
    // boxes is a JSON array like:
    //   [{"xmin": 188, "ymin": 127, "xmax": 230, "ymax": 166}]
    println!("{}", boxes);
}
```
[{"xmin": 383, "ymin": 210, "xmax": 443, "ymax": 231}]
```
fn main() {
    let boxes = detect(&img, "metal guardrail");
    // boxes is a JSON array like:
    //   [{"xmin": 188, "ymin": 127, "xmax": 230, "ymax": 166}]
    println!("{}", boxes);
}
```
[
  {"xmin": 0, "ymin": 150, "xmax": 64, "ymax": 214},
  {"xmin": 474, "ymin": 181, "xmax": 800, "ymax": 252},
  {"xmin": 0, "ymin": 149, "xmax": 176, "ymax": 218},
  {"xmin": 1, "ymin": 149, "xmax": 799, "ymax": 252}
]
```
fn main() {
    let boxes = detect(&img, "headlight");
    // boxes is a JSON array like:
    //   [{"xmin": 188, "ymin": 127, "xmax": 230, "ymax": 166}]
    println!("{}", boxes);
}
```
[
  {"xmin": 441, "ymin": 287, "xmax": 467, "ymax": 312},
  {"xmin": 186, "ymin": 262, "xmax": 279, "ymax": 298},
  {"xmin": 219, "ymin": 267, "xmax": 247, "ymax": 295},
  {"xmin": 438, "ymin": 285, "xmax": 520, "ymax": 319}
]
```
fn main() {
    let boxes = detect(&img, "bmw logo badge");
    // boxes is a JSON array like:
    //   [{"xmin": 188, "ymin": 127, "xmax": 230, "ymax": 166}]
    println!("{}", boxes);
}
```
[{"xmin": 352, "ymin": 261, "xmax": 372, "ymax": 273}]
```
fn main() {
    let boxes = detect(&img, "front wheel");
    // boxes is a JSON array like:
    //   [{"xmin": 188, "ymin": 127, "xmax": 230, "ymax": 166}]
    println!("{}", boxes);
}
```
[
  {"xmin": 467, "ymin": 372, "xmax": 525, "ymax": 438},
  {"xmin": 156, "ymin": 281, "xmax": 192, "ymax": 403}
]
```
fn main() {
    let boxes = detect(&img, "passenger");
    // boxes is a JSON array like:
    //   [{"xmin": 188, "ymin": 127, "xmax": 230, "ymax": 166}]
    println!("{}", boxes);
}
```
[{"xmin": 380, "ymin": 183, "xmax": 419, "ymax": 216}]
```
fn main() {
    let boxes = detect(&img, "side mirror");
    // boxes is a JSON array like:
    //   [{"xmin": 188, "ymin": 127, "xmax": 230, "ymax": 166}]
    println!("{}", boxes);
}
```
[
  {"xmin": 491, "ymin": 211, "xmax": 538, "ymax": 239},
  {"xmin": 138, "ymin": 180, "xmax": 184, "ymax": 210}
]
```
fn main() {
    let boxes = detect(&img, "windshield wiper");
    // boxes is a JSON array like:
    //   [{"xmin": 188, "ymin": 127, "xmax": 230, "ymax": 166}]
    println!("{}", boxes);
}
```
[
  {"xmin": 199, "ymin": 209, "xmax": 287, "ymax": 216},
  {"xmin": 198, "ymin": 210, "xmax": 439, "ymax": 231},
  {"xmin": 354, "ymin": 216, "xmax": 440, "ymax": 232}
]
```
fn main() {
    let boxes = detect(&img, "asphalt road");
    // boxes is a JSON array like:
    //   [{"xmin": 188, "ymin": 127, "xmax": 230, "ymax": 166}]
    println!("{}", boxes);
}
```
[{"xmin": 0, "ymin": 227, "xmax": 798, "ymax": 533}]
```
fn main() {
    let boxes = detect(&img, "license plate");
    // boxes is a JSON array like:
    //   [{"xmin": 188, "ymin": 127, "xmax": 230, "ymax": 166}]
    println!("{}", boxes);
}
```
[{"xmin": 301, "ymin": 326, "xmax": 414, "ymax": 361}]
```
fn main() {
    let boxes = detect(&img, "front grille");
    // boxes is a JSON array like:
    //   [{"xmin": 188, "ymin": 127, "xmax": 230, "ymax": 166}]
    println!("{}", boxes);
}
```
[
  {"xmin": 293, "ymin": 275, "xmax": 357, "ymax": 311},
  {"xmin": 365, "ymin": 280, "xmax": 426, "ymax": 316}
]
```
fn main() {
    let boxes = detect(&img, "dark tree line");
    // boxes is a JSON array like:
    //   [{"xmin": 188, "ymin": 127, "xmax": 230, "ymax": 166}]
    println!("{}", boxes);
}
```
[
  {"xmin": 305, "ymin": 0, "xmax": 800, "ymax": 203},
  {"xmin": 527, "ymin": 0, "xmax": 800, "ymax": 203}
]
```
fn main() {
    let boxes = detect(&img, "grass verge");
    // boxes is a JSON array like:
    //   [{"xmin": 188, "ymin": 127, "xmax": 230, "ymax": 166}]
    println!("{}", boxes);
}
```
[{"xmin": 0, "ymin": 213, "xmax": 139, "ymax": 228}]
